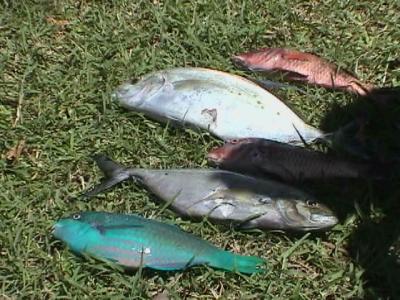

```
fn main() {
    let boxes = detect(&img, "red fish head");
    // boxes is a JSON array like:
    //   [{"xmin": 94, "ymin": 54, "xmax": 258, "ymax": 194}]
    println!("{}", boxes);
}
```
[
  {"xmin": 207, "ymin": 138, "xmax": 256, "ymax": 166},
  {"xmin": 232, "ymin": 48, "xmax": 285, "ymax": 71}
]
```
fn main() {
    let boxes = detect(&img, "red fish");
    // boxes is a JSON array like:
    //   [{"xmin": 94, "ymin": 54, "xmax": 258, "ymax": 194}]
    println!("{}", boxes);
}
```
[{"xmin": 232, "ymin": 48, "xmax": 374, "ymax": 96}]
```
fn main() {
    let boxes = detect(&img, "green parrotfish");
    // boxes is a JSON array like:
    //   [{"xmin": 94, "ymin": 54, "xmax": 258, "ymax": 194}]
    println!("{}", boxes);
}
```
[{"xmin": 53, "ymin": 211, "xmax": 266, "ymax": 274}]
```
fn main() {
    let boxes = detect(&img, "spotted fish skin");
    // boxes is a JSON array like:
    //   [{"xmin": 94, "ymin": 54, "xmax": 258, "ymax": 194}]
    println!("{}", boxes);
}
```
[
  {"xmin": 113, "ymin": 67, "xmax": 324, "ymax": 145},
  {"xmin": 53, "ymin": 211, "xmax": 265, "ymax": 273}
]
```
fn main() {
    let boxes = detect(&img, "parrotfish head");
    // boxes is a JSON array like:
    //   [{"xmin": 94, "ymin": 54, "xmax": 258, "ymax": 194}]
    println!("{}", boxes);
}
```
[
  {"xmin": 53, "ymin": 212, "xmax": 104, "ymax": 253},
  {"xmin": 207, "ymin": 138, "xmax": 260, "ymax": 167},
  {"xmin": 113, "ymin": 73, "xmax": 166, "ymax": 108},
  {"xmin": 232, "ymin": 48, "xmax": 285, "ymax": 71},
  {"xmin": 276, "ymin": 199, "xmax": 338, "ymax": 231}
]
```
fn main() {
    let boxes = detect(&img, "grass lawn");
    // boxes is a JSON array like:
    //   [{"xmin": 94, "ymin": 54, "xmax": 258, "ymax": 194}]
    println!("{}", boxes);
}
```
[{"xmin": 1, "ymin": 1, "xmax": 400, "ymax": 299}]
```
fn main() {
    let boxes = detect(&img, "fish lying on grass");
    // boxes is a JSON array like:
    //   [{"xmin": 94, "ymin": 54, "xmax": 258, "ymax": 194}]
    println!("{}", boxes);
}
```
[
  {"xmin": 113, "ymin": 67, "xmax": 324, "ymax": 145},
  {"xmin": 53, "ymin": 211, "xmax": 265, "ymax": 273},
  {"xmin": 83, "ymin": 155, "xmax": 338, "ymax": 231},
  {"xmin": 208, "ymin": 138, "xmax": 384, "ymax": 182},
  {"xmin": 232, "ymin": 48, "xmax": 374, "ymax": 96}
]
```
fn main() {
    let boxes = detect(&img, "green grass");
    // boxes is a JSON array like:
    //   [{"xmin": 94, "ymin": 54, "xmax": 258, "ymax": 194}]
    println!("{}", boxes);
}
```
[{"xmin": 1, "ymin": 1, "xmax": 399, "ymax": 299}]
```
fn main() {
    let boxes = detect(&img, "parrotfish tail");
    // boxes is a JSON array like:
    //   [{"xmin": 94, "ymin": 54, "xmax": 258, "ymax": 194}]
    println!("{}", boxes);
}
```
[
  {"xmin": 209, "ymin": 251, "xmax": 266, "ymax": 274},
  {"xmin": 83, "ymin": 154, "xmax": 132, "ymax": 198}
]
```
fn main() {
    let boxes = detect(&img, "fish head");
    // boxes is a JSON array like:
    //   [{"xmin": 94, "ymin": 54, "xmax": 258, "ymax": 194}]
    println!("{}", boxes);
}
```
[
  {"xmin": 207, "ymin": 138, "xmax": 261, "ymax": 167},
  {"xmin": 232, "ymin": 48, "xmax": 284, "ymax": 71},
  {"xmin": 277, "ymin": 198, "xmax": 338, "ymax": 231},
  {"xmin": 113, "ymin": 73, "xmax": 166, "ymax": 108},
  {"xmin": 52, "ymin": 212, "xmax": 105, "ymax": 252}
]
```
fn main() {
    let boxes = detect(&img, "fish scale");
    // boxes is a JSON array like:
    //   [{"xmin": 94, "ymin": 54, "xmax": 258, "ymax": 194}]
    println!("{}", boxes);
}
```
[
  {"xmin": 113, "ymin": 67, "xmax": 324, "ymax": 144},
  {"xmin": 83, "ymin": 155, "xmax": 338, "ymax": 231},
  {"xmin": 53, "ymin": 212, "xmax": 266, "ymax": 273},
  {"xmin": 208, "ymin": 138, "xmax": 381, "ymax": 182}
]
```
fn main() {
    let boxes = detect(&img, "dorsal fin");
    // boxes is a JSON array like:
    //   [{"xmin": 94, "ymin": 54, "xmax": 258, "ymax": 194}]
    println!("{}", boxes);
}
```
[
  {"xmin": 282, "ymin": 51, "xmax": 311, "ymax": 62},
  {"xmin": 94, "ymin": 224, "xmax": 143, "ymax": 235}
]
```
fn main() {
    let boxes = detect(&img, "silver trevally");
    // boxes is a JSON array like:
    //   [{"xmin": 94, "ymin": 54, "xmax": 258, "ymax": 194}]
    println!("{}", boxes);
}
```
[
  {"xmin": 113, "ymin": 67, "xmax": 324, "ymax": 144},
  {"xmin": 83, "ymin": 155, "xmax": 338, "ymax": 232}
]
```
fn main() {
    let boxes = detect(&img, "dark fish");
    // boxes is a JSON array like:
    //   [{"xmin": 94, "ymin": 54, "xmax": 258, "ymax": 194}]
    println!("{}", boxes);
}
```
[
  {"xmin": 208, "ymin": 138, "xmax": 383, "ymax": 182},
  {"xmin": 232, "ymin": 48, "xmax": 374, "ymax": 96}
]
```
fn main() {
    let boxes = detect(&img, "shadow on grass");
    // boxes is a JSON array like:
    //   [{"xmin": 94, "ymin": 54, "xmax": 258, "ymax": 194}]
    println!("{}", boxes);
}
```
[{"xmin": 318, "ymin": 89, "xmax": 400, "ymax": 299}]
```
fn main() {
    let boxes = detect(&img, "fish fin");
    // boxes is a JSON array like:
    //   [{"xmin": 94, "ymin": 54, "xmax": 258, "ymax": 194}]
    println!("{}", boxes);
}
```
[
  {"xmin": 208, "ymin": 251, "xmax": 266, "ymax": 274},
  {"xmin": 250, "ymin": 78, "xmax": 306, "ymax": 93},
  {"xmin": 149, "ymin": 255, "xmax": 199, "ymax": 271},
  {"xmin": 282, "ymin": 51, "xmax": 311, "ymax": 62},
  {"xmin": 82, "ymin": 155, "xmax": 132, "ymax": 198},
  {"xmin": 234, "ymin": 212, "xmax": 268, "ymax": 230},
  {"xmin": 292, "ymin": 124, "xmax": 311, "ymax": 148},
  {"xmin": 284, "ymin": 71, "xmax": 308, "ymax": 81},
  {"xmin": 185, "ymin": 189, "xmax": 235, "ymax": 219},
  {"xmin": 94, "ymin": 224, "xmax": 143, "ymax": 235},
  {"xmin": 362, "ymin": 162, "xmax": 398, "ymax": 181}
]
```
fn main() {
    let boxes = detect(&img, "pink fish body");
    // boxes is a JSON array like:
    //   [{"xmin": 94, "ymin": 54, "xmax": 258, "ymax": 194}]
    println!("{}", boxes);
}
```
[{"xmin": 233, "ymin": 48, "xmax": 374, "ymax": 95}]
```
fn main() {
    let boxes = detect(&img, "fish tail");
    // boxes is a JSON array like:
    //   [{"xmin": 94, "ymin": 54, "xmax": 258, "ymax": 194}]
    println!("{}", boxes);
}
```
[
  {"xmin": 83, "ymin": 154, "xmax": 132, "ymax": 198},
  {"xmin": 208, "ymin": 251, "xmax": 266, "ymax": 274},
  {"xmin": 362, "ymin": 162, "xmax": 399, "ymax": 181}
]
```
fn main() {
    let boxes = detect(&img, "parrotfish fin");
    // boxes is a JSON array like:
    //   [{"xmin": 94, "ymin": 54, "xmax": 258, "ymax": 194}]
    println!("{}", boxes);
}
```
[
  {"xmin": 149, "ymin": 256, "xmax": 200, "ymax": 271},
  {"xmin": 209, "ymin": 251, "xmax": 266, "ymax": 274},
  {"xmin": 94, "ymin": 224, "xmax": 143, "ymax": 235},
  {"xmin": 82, "ymin": 155, "xmax": 132, "ymax": 198}
]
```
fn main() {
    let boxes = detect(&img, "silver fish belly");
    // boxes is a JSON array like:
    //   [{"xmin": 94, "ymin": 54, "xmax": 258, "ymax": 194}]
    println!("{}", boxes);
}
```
[{"xmin": 113, "ymin": 68, "xmax": 323, "ymax": 144}]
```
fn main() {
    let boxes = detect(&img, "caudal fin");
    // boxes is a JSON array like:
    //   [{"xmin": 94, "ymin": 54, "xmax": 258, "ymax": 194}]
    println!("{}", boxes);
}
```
[
  {"xmin": 209, "ymin": 251, "xmax": 266, "ymax": 274},
  {"xmin": 83, "ymin": 155, "xmax": 132, "ymax": 198}
]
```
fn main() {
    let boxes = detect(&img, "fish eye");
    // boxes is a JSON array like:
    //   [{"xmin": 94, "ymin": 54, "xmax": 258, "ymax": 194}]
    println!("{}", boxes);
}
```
[
  {"xmin": 306, "ymin": 200, "xmax": 318, "ymax": 207},
  {"xmin": 72, "ymin": 213, "xmax": 81, "ymax": 220},
  {"xmin": 230, "ymin": 139, "xmax": 239, "ymax": 144},
  {"xmin": 252, "ymin": 150, "xmax": 261, "ymax": 158}
]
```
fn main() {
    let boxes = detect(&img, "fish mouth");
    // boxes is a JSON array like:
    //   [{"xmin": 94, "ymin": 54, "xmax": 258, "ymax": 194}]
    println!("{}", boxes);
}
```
[
  {"xmin": 112, "ymin": 83, "xmax": 135, "ymax": 99},
  {"xmin": 231, "ymin": 55, "xmax": 249, "ymax": 69},
  {"xmin": 310, "ymin": 214, "xmax": 338, "ymax": 228},
  {"xmin": 206, "ymin": 152, "xmax": 223, "ymax": 166},
  {"xmin": 51, "ymin": 223, "xmax": 63, "ymax": 237}
]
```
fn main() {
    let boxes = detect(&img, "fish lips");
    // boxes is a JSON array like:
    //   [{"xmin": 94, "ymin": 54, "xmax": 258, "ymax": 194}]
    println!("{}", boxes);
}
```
[
  {"xmin": 309, "ymin": 214, "xmax": 338, "ymax": 230},
  {"xmin": 231, "ymin": 55, "xmax": 250, "ymax": 69},
  {"xmin": 207, "ymin": 153, "xmax": 223, "ymax": 166},
  {"xmin": 231, "ymin": 55, "xmax": 265, "ymax": 72},
  {"xmin": 51, "ymin": 222, "xmax": 63, "ymax": 238}
]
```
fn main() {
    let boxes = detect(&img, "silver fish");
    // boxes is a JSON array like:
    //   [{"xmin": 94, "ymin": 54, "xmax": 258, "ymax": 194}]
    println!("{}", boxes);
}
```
[
  {"xmin": 83, "ymin": 155, "xmax": 338, "ymax": 231},
  {"xmin": 113, "ymin": 67, "xmax": 324, "ymax": 144}
]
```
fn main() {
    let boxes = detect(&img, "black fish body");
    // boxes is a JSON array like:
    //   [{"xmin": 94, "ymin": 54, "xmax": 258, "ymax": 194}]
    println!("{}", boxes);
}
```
[{"xmin": 208, "ymin": 138, "xmax": 382, "ymax": 182}]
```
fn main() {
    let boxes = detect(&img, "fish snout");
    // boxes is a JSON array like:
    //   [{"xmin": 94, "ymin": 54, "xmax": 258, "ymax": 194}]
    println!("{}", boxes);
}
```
[
  {"xmin": 231, "ymin": 55, "xmax": 249, "ymax": 69},
  {"xmin": 51, "ymin": 223, "xmax": 63, "ymax": 238},
  {"xmin": 207, "ymin": 150, "xmax": 223, "ymax": 165},
  {"xmin": 310, "ymin": 213, "xmax": 338, "ymax": 229}
]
